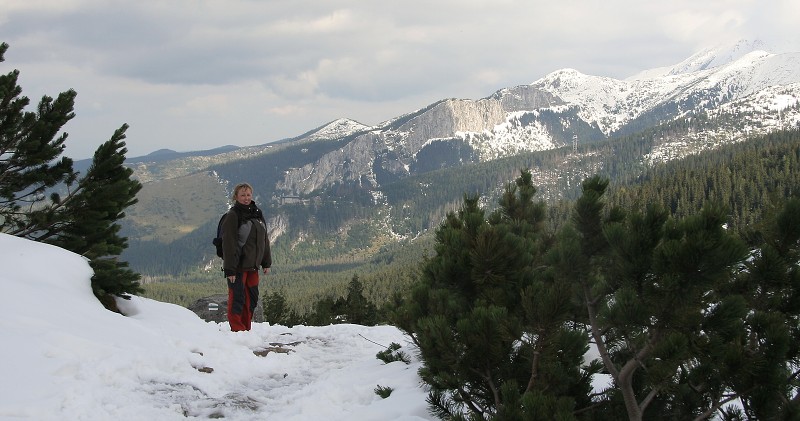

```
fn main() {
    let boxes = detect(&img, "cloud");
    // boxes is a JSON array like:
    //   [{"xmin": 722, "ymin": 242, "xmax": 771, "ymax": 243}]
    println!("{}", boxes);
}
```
[
  {"xmin": 266, "ymin": 104, "xmax": 306, "ymax": 117},
  {"xmin": 271, "ymin": 8, "xmax": 358, "ymax": 34},
  {"xmin": 269, "ymin": 71, "xmax": 319, "ymax": 99},
  {"xmin": 2, "ymin": 0, "xmax": 797, "ymax": 159},
  {"xmin": 168, "ymin": 94, "xmax": 233, "ymax": 117}
]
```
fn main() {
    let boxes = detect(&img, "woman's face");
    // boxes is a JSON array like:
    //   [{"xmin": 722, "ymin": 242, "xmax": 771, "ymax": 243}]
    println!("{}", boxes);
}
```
[{"xmin": 235, "ymin": 187, "xmax": 253, "ymax": 205}]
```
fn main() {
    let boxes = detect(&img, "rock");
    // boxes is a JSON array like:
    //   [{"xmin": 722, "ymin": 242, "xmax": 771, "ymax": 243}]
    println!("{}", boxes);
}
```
[
  {"xmin": 186, "ymin": 294, "xmax": 265, "ymax": 323},
  {"xmin": 186, "ymin": 294, "xmax": 228, "ymax": 323},
  {"xmin": 253, "ymin": 347, "xmax": 293, "ymax": 356},
  {"xmin": 253, "ymin": 341, "xmax": 303, "ymax": 357}
]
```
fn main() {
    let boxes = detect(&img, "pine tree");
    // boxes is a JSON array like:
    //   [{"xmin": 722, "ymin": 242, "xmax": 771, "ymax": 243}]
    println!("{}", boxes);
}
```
[
  {"xmin": 0, "ymin": 42, "xmax": 142, "ymax": 303},
  {"xmin": 396, "ymin": 170, "xmax": 592, "ymax": 420},
  {"xmin": 262, "ymin": 289, "xmax": 300, "ymax": 327},
  {"xmin": 48, "ymin": 126, "xmax": 143, "ymax": 298},
  {"xmin": 341, "ymin": 275, "xmax": 378, "ymax": 326},
  {"xmin": 719, "ymin": 197, "xmax": 800, "ymax": 418},
  {"xmin": 0, "ymin": 42, "xmax": 76, "ymax": 236},
  {"xmin": 561, "ymin": 176, "xmax": 750, "ymax": 420},
  {"xmin": 307, "ymin": 296, "xmax": 338, "ymax": 326}
]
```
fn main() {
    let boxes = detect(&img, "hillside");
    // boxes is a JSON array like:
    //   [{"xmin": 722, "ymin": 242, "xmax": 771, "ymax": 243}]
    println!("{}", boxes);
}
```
[
  {"xmin": 0, "ymin": 233, "xmax": 431, "ymax": 420},
  {"xmin": 121, "ymin": 41, "xmax": 800, "ymax": 310}
]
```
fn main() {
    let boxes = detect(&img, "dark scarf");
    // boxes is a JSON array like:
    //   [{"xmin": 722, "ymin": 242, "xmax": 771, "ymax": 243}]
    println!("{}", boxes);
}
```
[{"xmin": 233, "ymin": 201, "xmax": 264, "ymax": 222}]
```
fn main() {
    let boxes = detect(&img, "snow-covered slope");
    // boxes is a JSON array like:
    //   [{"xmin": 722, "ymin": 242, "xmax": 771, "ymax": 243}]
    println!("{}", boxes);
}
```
[
  {"xmin": 293, "ymin": 118, "xmax": 371, "ymax": 143},
  {"xmin": 121, "ymin": 40, "xmax": 800, "ymax": 273},
  {"xmin": 528, "ymin": 49, "xmax": 800, "ymax": 137},
  {"xmin": 0, "ymin": 233, "xmax": 432, "ymax": 420},
  {"xmin": 632, "ymin": 39, "xmax": 771, "ymax": 78},
  {"xmin": 132, "ymin": 40, "xmax": 800, "ymax": 197}
]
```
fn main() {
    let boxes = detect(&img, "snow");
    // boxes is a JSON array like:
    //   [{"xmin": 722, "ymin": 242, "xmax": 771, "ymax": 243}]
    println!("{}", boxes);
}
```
[
  {"xmin": 629, "ymin": 39, "xmax": 770, "ymax": 79},
  {"xmin": 301, "ymin": 118, "xmax": 371, "ymax": 143},
  {"xmin": 770, "ymin": 94, "xmax": 799, "ymax": 111},
  {"xmin": 528, "ymin": 44, "xmax": 800, "ymax": 139},
  {"xmin": 666, "ymin": 39, "xmax": 770, "ymax": 77},
  {"xmin": 451, "ymin": 42, "xmax": 800, "ymax": 166},
  {"xmin": 0, "ymin": 233, "xmax": 432, "ymax": 421}
]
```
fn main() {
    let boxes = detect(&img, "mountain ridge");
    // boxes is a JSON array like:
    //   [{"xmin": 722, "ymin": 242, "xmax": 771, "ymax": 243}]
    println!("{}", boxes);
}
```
[
  {"xmin": 129, "ymin": 39, "xmax": 793, "ymax": 163},
  {"xmin": 269, "ymin": 41, "xmax": 799, "ymax": 196},
  {"xmin": 121, "ymin": 39, "xmax": 800, "ymax": 279}
]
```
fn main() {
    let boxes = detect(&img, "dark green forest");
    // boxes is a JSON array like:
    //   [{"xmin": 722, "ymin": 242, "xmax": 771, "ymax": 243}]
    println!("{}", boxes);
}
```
[
  {"xmin": 142, "ymin": 128, "xmax": 800, "ymax": 318},
  {"xmin": 126, "ymin": 112, "xmax": 742, "ymax": 278},
  {"xmin": 396, "ymin": 168, "xmax": 800, "ymax": 419}
]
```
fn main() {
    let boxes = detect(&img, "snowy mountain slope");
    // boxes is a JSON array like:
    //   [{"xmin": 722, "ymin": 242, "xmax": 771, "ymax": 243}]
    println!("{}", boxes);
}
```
[
  {"xmin": 694, "ymin": 51, "xmax": 800, "ymax": 98},
  {"xmin": 528, "ymin": 50, "xmax": 800, "ymax": 137},
  {"xmin": 135, "ymin": 40, "xmax": 799, "ymax": 198},
  {"xmin": 465, "ymin": 46, "xmax": 795, "ymax": 165},
  {"xmin": 121, "ymin": 40, "xmax": 800, "ymax": 277},
  {"xmin": 631, "ymin": 39, "xmax": 770, "ymax": 79},
  {"xmin": 283, "ymin": 118, "xmax": 371, "ymax": 144},
  {"xmin": 645, "ymin": 82, "xmax": 800, "ymax": 164},
  {"xmin": 128, "ymin": 118, "xmax": 369, "ymax": 183}
]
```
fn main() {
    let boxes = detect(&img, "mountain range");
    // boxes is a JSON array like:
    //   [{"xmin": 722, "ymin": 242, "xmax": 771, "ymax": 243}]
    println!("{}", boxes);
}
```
[{"xmin": 118, "ymin": 39, "xmax": 800, "ymax": 280}]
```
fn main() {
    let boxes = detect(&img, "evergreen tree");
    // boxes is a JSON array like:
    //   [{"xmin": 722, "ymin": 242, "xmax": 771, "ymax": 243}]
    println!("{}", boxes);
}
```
[
  {"xmin": 0, "ymin": 42, "xmax": 76, "ymax": 236},
  {"xmin": 0, "ymin": 42, "xmax": 142, "ymax": 303},
  {"xmin": 719, "ymin": 197, "xmax": 800, "ymax": 418},
  {"xmin": 560, "ymin": 176, "xmax": 749, "ymax": 420},
  {"xmin": 306, "ymin": 296, "xmax": 339, "ymax": 326},
  {"xmin": 263, "ymin": 289, "xmax": 300, "ymax": 327},
  {"xmin": 396, "ymin": 170, "xmax": 593, "ymax": 420},
  {"xmin": 50, "ymin": 127, "xmax": 143, "ymax": 298},
  {"xmin": 340, "ymin": 275, "xmax": 378, "ymax": 326}
]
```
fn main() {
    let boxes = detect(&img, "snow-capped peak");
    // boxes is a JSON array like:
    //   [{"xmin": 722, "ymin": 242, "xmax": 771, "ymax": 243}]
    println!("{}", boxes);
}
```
[
  {"xmin": 300, "ymin": 118, "xmax": 371, "ymax": 142},
  {"xmin": 631, "ymin": 39, "xmax": 771, "ymax": 80},
  {"xmin": 669, "ymin": 39, "xmax": 770, "ymax": 75},
  {"xmin": 521, "ymin": 41, "xmax": 800, "ymax": 137}
]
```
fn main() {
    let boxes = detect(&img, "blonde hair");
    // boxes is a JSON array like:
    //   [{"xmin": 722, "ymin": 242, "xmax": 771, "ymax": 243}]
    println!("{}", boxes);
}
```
[{"xmin": 230, "ymin": 182, "xmax": 254, "ymax": 203}]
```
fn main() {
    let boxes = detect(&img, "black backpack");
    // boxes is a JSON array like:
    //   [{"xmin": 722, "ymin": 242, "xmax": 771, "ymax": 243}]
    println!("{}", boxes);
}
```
[{"xmin": 212, "ymin": 211, "xmax": 242, "ymax": 258}]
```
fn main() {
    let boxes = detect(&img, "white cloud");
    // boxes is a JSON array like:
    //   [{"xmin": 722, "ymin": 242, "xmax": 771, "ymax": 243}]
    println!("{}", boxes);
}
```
[
  {"xmin": 273, "ymin": 9, "xmax": 357, "ymax": 34},
  {"xmin": 170, "ymin": 94, "xmax": 234, "ymax": 116},
  {"xmin": 269, "ymin": 71, "xmax": 320, "ymax": 99},
  {"xmin": 2, "ymin": 0, "xmax": 797, "ymax": 159},
  {"xmin": 266, "ymin": 104, "xmax": 306, "ymax": 117}
]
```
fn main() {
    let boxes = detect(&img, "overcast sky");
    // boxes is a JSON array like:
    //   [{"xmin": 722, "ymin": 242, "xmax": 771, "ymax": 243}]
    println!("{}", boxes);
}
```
[{"xmin": 2, "ymin": 1, "xmax": 799, "ymax": 160}]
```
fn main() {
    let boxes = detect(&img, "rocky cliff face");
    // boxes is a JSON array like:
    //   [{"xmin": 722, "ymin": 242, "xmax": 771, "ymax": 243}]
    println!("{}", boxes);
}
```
[
  {"xmin": 133, "ymin": 42, "xmax": 800, "ymax": 201},
  {"xmin": 123, "ymin": 41, "xmax": 800, "ymax": 278},
  {"xmin": 276, "ymin": 132, "xmax": 383, "ymax": 195},
  {"xmin": 276, "ymin": 86, "xmax": 563, "ymax": 196},
  {"xmin": 271, "ymin": 45, "xmax": 800, "ymax": 197}
]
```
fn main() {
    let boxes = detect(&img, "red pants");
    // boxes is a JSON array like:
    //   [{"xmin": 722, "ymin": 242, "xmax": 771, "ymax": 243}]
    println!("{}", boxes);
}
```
[{"xmin": 227, "ymin": 271, "xmax": 259, "ymax": 331}]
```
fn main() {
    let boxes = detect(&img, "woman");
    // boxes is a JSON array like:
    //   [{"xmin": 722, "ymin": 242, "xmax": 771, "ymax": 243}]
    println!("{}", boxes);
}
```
[{"xmin": 221, "ymin": 182, "xmax": 272, "ymax": 331}]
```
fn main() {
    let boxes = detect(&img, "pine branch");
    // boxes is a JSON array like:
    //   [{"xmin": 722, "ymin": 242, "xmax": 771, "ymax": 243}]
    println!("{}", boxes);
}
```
[
  {"xmin": 692, "ymin": 391, "xmax": 744, "ymax": 421},
  {"xmin": 584, "ymin": 283, "xmax": 619, "ymax": 378},
  {"xmin": 525, "ymin": 348, "xmax": 541, "ymax": 394},
  {"xmin": 357, "ymin": 333, "xmax": 387, "ymax": 348},
  {"xmin": 456, "ymin": 385, "xmax": 487, "ymax": 418}
]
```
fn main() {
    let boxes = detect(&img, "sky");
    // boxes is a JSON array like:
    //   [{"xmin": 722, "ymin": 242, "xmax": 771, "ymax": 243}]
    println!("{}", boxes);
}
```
[
  {"xmin": 2, "ymin": 1, "xmax": 799, "ymax": 160},
  {"xmin": 0, "ymin": 232, "xmax": 434, "ymax": 420}
]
